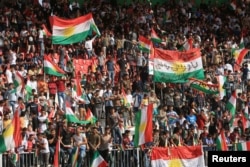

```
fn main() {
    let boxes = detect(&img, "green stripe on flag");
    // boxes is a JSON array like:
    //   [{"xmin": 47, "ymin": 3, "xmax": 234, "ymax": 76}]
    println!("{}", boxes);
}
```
[
  {"xmin": 190, "ymin": 83, "xmax": 219, "ymax": 94},
  {"xmin": 0, "ymin": 135, "xmax": 7, "ymax": 153},
  {"xmin": 134, "ymin": 109, "xmax": 142, "ymax": 147},
  {"xmin": 153, "ymin": 69, "xmax": 205, "ymax": 83},
  {"xmin": 44, "ymin": 67, "xmax": 65, "ymax": 77},
  {"xmin": 237, "ymin": 143, "xmax": 243, "ymax": 151},
  {"xmin": 52, "ymin": 31, "xmax": 90, "ymax": 45}
]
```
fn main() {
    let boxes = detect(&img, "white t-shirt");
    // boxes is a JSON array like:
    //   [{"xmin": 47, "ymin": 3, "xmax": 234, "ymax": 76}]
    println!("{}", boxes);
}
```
[
  {"xmin": 39, "ymin": 138, "xmax": 50, "ymax": 153},
  {"xmin": 38, "ymin": 115, "xmax": 47, "ymax": 133},
  {"xmin": 38, "ymin": 29, "xmax": 44, "ymax": 39},
  {"xmin": 17, "ymin": 139, "xmax": 28, "ymax": 153},
  {"xmin": 73, "ymin": 133, "xmax": 86, "ymax": 147},
  {"xmin": 29, "ymin": 80, "xmax": 37, "ymax": 93},
  {"xmin": 9, "ymin": 52, "xmax": 17, "ymax": 65},
  {"xmin": 5, "ymin": 69, "xmax": 13, "ymax": 84}
]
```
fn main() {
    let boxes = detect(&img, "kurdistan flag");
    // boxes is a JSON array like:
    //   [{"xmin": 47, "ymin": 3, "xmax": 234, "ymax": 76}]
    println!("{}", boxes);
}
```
[
  {"xmin": 91, "ymin": 151, "xmax": 108, "ymax": 167},
  {"xmin": 226, "ymin": 91, "xmax": 237, "ymax": 126},
  {"xmin": 232, "ymin": 37, "xmax": 249, "ymax": 71},
  {"xmin": 237, "ymin": 142, "xmax": 250, "ymax": 151},
  {"xmin": 42, "ymin": 24, "xmax": 52, "ymax": 37},
  {"xmin": 216, "ymin": 130, "xmax": 228, "ymax": 151},
  {"xmin": 151, "ymin": 146, "xmax": 205, "ymax": 167},
  {"xmin": 71, "ymin": 147, "xmax": 79, "ymax": 167},
  {"xmin": 242, "ymin": 106, "xmax": 250, "ymax": 129},
  {"xmin": 65, "ymin": 97, "xmax": 91, "ymax": 125},
  {"xmin": 230, "ymin": 0, "xmax": 237, "ymax": 10},
  {"xmin": 153, "ymin": 48, "xmax": 204, "ymax": 83},
  {"xmin": 178, "ymin": 38, "xmax": 193, "ymax": 51},
  {"xmin": 216, "ymin": 75, "xmax": 226, "ymax": 99},
  {"xmin": 13, "ymin": 71, "xmax": 24, "ymax": 93},
  {"xmin": 134, "ymin": 104, "xmax": 153, "ymax": 147},
  {"xmin": 0, "ymin": 111, "xmax": 21, "ymax": 153},
  {"xmin": 151, "ymin": 28, "xmax": 162, "ymax": 43},
  {"xmin": 44, "ymin": 55, "xmax": 66, "ymax": 77},
  {"xmin": 85, "ymin": 108, "xmax": 97, "ymax": 124},
  {"xmin": 138, "ymin": 35, "xmax": 152, "ymax": 53},
  {"xmin": 189, "ymin": 78, "xmax": 219, "ymax": 94},
  {"xmin": 49, "ymin": 13, "xmax": 100, "ymax": 45}
]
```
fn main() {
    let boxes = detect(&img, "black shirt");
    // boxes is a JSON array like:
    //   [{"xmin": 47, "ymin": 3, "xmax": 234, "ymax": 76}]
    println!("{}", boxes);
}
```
[
  {"xmin": 27, "ymin": 102, "xmax": 38, "ymax": 115},
  {"xmin": 47, "ymin": 134, "xmax": 57, "ymax": 147},
  {"xmin": 61, "ymin": 129, "xmax": 73, "ymax": 146}
]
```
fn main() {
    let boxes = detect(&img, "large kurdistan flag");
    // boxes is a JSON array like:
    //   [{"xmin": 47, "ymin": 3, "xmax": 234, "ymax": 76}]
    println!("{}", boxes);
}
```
[{"xmin": 153, "ymin": 48, "xmax": 204, "ymax": 83}]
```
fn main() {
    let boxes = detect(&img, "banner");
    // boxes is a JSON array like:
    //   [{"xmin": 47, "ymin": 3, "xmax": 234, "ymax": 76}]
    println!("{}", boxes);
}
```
[
  {"xmin": 153, "ymin": 48, "xmax": 204, "ymax": 83},
  {"xmin": 151, "ymin": 146, "xmax": 205, "ymax": 167}
]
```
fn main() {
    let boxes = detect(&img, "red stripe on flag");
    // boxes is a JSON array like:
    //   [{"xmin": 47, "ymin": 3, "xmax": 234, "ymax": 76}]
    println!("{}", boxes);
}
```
[
  {"xmin": 54, "ymin": 131, "xmax": 60, "ymax": 167},
  {"xmin": 49, "ymin": 13, "xmax": 93, "ymax": 27},
  {"xmin": 151, "ymin": 145, "xmax": 203, "ymax": 160},
  {"xmin": 221, "ymin": 130, "xmax": 228, "ymax": 151},
  {"xmin": 246, "ymin": 141, "xmax": 250, "ymax": 151},
  {"xmin": 44, "ymin": 55, "xmax": 66, "ymax": 74},
  {"xmin": 236, "ymin": 49, "xmax": 249, "ymax": 65},
  {"xmin": 13, "ymin": 110, "xmax": 21, "ymax": 147},
  {"xmin": 42, "ymin": 24, "xmax": 52, "ymax": 37},
  {"xmin": 154, "ymin": 48, "xmax": 201, "ymax": 61},
  {"xmin": 145, "ymin": 104, "xmax": 153, "ymax": 143}
]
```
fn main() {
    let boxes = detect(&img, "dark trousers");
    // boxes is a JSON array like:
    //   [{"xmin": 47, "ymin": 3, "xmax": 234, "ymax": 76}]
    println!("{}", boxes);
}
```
[{"xmin": 105, "ymin": 106, "xmax": 113, "ymax": 126}]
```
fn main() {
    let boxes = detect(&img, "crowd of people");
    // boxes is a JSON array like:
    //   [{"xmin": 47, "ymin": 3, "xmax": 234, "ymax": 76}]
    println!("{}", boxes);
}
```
[{"xmin": 0, "ymin": 0, "xmax": 250, "ymax": 166}]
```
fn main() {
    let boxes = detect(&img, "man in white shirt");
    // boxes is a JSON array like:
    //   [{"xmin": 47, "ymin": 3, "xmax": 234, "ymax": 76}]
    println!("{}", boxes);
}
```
[
  {"xmin": 8, "ymin": 49, "xmax": 17, "ymax": 65},
  {"xmin": 37, "ymin": 133, "xmax": 50, "ymax": 167},
  {"xmin": 85, "ymin": 36, "xmax": 97, "ymax": 58},
  {"xmin": 5, "ymin": 65, "xmax": 14, "ymax": 84}
]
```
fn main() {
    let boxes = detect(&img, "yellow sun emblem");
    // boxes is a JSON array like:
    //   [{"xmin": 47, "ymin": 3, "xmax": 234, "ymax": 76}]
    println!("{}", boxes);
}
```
[
  {"xmin": 63, "ymin": 26, "xmax": 75, "ymax": 37},
  {"xmin": 169, "ymin": 159, "xmax": 182, "ymax": 167},
  {"xmin": 172, "ymin": 62, "xmax": 186, "ymax": 75},
  {"xmin": 139, "ymin": 121, "xmax": 146, "ymax": 133}
]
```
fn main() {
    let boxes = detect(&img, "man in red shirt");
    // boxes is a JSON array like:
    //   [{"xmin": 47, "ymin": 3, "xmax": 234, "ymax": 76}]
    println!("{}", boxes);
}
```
[
  {"xmin": 56, "ymin": 76, "xmax": 66, "ymax": 111},
  {"xmin": 47, "ymin": 76, "xmax": 57, "ymax": 98}
]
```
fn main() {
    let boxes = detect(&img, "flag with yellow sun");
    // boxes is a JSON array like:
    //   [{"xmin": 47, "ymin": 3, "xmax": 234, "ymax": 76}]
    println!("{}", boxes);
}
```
[
  {"xmin": 49, "ymin": 13, "xmax": 100, "ymax": 45},
  {"xmin": 151, "ymin": 146, "xmax": 205, "ymax": 167},
  {"xmin": 153, "ymin": 48, "xmax": 204, "ymax": 83}
]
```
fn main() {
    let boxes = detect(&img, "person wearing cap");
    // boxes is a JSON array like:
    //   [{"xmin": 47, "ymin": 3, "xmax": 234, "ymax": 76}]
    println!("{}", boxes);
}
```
[{"xmin": 37, "ymin": 133, "xmax": 50, "ymax": 167}]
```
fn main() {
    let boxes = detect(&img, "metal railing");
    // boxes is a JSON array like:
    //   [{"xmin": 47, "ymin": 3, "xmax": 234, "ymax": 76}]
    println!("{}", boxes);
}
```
[{"xmin": 1, "ymin": 145, "xmax": 235, "ymax": 167}]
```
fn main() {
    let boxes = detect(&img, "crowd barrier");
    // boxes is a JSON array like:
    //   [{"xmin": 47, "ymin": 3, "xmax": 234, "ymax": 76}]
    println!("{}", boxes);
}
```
[{"xmin": 1, "ymin": 145, "xmax": 234, "ymax": 167}]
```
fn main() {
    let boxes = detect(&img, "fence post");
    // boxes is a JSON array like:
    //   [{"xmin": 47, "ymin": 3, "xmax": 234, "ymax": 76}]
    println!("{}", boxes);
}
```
[
  {"xmin": 0, "ymin": 154, "xmax": 2, "ymax": 167},
  {"xmin": 136, "ymin": 148, "xmax": 140, "ymax": 167}
]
